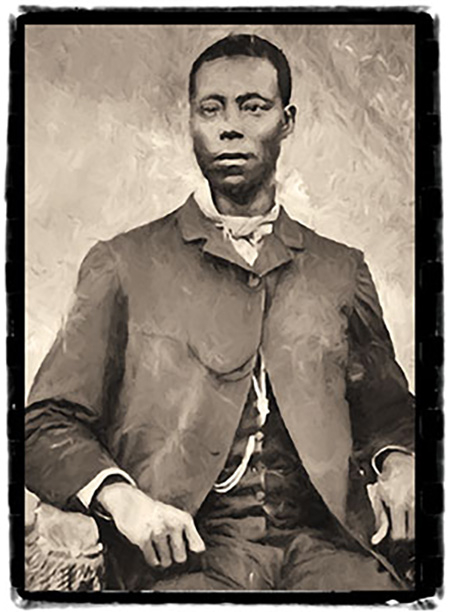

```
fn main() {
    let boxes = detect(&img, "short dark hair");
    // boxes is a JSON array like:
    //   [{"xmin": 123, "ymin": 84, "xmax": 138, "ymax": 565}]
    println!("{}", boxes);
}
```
[{"xmin": 189, "ymin": 34, "xmax": 292, "ymax": 106}]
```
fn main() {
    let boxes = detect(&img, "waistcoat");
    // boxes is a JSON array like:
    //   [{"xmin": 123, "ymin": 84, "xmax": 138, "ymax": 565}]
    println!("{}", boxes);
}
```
[{"xmin": 197, "ymin": 374, "xmax": 335, "ymax": 536}]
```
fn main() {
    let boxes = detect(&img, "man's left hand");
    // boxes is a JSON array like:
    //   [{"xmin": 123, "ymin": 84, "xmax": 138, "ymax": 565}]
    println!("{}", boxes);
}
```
[{"xmin": 367, "ymin": 452, "xmax": 415, "ymax": 546}]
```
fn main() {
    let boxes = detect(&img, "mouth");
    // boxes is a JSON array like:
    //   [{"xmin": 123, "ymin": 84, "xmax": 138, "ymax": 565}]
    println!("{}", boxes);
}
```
[{"xmin": 214, "ymin": 153, "xmax": 252, "ymax": 161}]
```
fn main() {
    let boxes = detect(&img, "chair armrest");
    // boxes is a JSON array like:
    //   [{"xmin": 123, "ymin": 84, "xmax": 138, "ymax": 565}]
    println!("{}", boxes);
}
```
[{"xmin": 25, "ymin": 488, "xmax": 105, "ymax": 591}]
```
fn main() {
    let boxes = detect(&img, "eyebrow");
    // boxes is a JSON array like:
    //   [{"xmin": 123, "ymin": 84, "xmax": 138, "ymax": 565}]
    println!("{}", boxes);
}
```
[
  {"xmin": 236, "ymin": 93, "xmax": 274, "ymax": 105},
  {"xmin": 198, "ymin": 94, "xmax": 226, "ymax": 105},
  {"xmin": 198, "ymin": 92, "xmax": 274, "ymax": 105}
]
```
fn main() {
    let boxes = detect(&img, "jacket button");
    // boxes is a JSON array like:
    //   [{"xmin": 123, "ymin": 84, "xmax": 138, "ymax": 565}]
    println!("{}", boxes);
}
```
[
  {"xmin": 248, "ymin": 273, "xmax": 261, "ymax": 288},
  {"xmin": 255, "ymin": 491, "xmax": 265, "ymax": 502}
]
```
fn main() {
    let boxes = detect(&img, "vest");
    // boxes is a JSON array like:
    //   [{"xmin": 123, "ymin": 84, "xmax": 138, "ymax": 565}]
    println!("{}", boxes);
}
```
[{"xmin": 196, "ymin": 375, "xmax": 337, "ymax": 539}]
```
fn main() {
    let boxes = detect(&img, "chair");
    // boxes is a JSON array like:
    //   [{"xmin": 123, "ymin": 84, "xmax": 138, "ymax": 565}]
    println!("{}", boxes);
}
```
[{"xmin": 25, "ymin": 489, "xmax": 104, "ymax": 591}]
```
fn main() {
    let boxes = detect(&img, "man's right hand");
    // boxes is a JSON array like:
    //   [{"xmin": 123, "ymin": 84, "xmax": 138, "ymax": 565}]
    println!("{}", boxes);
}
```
[{"xmin": 96, "ymin": 482, "xmax": 206, "ymax": 568}]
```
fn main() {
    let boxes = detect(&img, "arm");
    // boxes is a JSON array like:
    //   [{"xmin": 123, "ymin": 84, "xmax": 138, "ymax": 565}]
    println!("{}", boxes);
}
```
[
  {"xmin": 346, "ymin": 252, "xmax": 414, "ymax": 466},
  {"xmin": 25, "ymin": 241, "xmax": 205, "ymax": 567},
  {"xmin": 25, "ymin": 241, "xmax": 128, "ymax": 509},
  {"xmin": 346, "ymin": 252, "xmax": 414, "ymax": 542}
]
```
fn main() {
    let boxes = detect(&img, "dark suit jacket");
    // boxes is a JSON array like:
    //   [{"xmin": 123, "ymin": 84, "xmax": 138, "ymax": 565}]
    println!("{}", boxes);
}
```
[{"xmin": 26, "ymin": 195, "xmax": 414, "ymax": 565}]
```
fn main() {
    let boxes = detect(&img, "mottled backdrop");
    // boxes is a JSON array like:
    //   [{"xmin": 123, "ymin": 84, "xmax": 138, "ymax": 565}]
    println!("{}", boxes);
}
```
[{"xmin": 25, "ymin": 24, "xmax": 414, "ymax": 393}]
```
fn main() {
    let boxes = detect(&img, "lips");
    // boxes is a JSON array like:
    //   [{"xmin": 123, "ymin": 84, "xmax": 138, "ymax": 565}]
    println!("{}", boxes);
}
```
[{"xmin": 214, "ymin": 153, "xmax": 252, "ymax": 161}]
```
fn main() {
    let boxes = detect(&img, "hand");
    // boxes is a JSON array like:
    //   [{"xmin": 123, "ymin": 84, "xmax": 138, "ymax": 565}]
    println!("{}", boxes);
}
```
[
  {"xmin": 96, "ymin": 482, "xmax": 206, "ymax": 568},
  {"xmin": 367, "ymin": 452, "xmax": 415, "ymax": 546}
]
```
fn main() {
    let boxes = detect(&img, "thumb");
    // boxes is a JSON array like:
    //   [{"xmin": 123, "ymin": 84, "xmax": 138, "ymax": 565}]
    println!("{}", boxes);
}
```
[
  {"xmin": 184, "ymin": 520, "xmax": 206, "ymax": 554},
  {"xmin": 367, "ymin": 483, "xmax": 390, "ymax": 546}
]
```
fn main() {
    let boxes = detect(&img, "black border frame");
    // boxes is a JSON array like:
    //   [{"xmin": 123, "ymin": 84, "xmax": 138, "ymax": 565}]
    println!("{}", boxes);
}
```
[{"xmin": 8, "ymin": 6, "xmax": 442, "ymax": 605}]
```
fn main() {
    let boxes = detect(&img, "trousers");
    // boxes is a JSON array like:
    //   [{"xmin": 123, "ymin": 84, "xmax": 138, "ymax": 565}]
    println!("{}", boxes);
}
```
[
  {"xmin": 152, "ymin": 523, "xmax": 402, "ymax": 591},
  {"xmin": 98, "ymin": 512, "xmax": 403, "ymax": 592}
]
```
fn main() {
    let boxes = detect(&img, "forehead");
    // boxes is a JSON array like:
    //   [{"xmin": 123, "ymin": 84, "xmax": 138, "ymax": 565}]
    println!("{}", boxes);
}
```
[{"xmin": 193, "ymin": 56, "xmax": 280, "ymax": 100}]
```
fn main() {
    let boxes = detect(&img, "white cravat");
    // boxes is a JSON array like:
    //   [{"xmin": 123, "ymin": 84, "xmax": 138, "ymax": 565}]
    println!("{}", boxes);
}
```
[{"xmin": 194, "ymin": 182, "xmax": 280, "ymax": 266}]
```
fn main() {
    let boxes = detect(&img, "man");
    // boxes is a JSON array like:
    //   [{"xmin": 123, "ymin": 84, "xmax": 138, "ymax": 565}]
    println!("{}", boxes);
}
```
[{"xmin": 25, "ymin": 34, "xmax": 415, "ymax": 591}]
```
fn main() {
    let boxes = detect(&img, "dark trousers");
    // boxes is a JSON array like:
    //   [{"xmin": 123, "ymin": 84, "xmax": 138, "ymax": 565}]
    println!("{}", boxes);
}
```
[
  {"xmin": 155, "ymin": 518, "xmax": 402, "ymax": 591},
  {"xmin": 99, "ymin": 513, "xmax": 404, "ymax": 592}
]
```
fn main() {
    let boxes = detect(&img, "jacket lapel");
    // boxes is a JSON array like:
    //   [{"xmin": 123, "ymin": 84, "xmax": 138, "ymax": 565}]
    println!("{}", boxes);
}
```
[{"xmin": 176, "ymin": 195, "xmax": 299, "ymax": 276}]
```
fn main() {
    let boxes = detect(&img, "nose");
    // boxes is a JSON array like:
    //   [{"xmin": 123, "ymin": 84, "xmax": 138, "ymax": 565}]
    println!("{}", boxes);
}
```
[
  {"xmin": 219, "ymin": 106, "xmax": 244, "ymax": 141},
  {"xmin": 220, "ymin": 129, "xmax": 244, "ymax": 141}
]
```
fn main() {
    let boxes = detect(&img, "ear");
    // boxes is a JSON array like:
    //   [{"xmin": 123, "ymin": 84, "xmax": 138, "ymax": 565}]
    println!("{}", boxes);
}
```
[{"xmin": 280, "ymin": 104, "xmax": 296, "ymax": 140}]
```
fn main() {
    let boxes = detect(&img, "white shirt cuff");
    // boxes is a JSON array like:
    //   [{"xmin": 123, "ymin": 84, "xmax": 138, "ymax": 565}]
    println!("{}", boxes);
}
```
[
  {"xmin": 77, "ymin": 467, "xmax": 136, "ymax": 510},
  {"xmin": 371, "ymin": 445, "xmax": 415, "ymax": 476}
]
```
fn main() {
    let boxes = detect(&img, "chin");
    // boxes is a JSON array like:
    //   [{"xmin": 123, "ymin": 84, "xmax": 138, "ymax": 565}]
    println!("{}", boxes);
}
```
[
  {"xmin": 218, "ymin": 174, "xmax": 252, "ymax": 193},
  {"xmin": 221, "ymin": 174, "xmax": 247, "ymax": 186}
]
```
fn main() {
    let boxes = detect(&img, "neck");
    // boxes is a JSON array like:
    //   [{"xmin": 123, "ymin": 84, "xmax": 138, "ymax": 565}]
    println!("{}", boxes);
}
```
[{"xmin": 211, "ymin": 179, "xmax": 276, "ymax": 217}]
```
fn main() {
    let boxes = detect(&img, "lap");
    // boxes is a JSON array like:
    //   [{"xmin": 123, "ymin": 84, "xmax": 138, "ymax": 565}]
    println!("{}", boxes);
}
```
[
  {"xmin": 154, "ymin": 533, "xmax": 281, "ymax": 590},
  {"xmin": 100, "ymin": 518, "xmax": 403, "ymax": 592},
  {"xmin": 280, "ymin": 531, "xmax": 402, "ymax": 591},
  {"xmin": 153, "ymin": 529, "xmax": 402, "ymax": 592}
]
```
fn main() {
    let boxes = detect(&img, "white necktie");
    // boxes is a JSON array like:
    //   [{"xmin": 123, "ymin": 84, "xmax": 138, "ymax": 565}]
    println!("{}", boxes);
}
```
[{"xmin": 194, "ymin": 182, "xmax": 280, "ymax": 266}]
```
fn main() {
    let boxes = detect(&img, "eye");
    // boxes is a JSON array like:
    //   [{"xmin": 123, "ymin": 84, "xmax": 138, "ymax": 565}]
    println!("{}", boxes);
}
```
[
  {"xmin": 242, "ymin": 101, "xmax": 271, "ymax": 115},
  {"xmin": 199, "ymin": 103, "xmax": 221, "ymax": 117}
]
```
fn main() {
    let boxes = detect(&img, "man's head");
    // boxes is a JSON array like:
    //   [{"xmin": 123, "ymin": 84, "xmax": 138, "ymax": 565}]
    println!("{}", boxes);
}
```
[{"xmin": 189, "ymin": 34, "xmax": 296, "ymax": 205}]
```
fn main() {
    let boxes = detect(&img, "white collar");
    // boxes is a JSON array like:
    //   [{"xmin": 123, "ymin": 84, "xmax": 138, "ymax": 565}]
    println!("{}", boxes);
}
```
[
  {"xmin": 194, "ymin": 180, "xmax": 280, "ymax": 238},
  {"xmin": 194, "ymin": 181, "xmax": 280, "ymax": 267}
]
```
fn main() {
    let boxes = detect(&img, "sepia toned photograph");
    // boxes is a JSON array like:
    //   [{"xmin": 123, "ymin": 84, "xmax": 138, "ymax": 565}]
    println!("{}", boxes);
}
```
[{"xmin": 16, "ymin": 11, "xmax": 433, "ymax": 600}]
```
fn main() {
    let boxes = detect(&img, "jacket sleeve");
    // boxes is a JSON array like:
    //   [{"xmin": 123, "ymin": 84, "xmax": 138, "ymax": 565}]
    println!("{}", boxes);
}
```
[
  {"xmin": 25, "ymin": 240, "xmax": 128, "ymax": 509},
  {"xmin": 346, "ymin": 251, "xmax": 415, "ymax": 474}
]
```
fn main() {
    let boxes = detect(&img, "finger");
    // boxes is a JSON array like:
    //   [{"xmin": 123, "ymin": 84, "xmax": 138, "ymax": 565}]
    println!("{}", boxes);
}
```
[
  {"xmin": 169, "ymin": 529, "xmax": 188, "ymax": 564},
  {"xmin": 367, "ymin": 484, "xmax": 390, "ymax": 546},
  {"xmin": 367, "ymin": 484, "xmax": 383, "ymax": 531},
  {"xmin": 184, "ymin": 519, "xmax": 206, "ymax": 554},
  {"xmin": 390, "ymin": 506, "xmax": 407, "ymax": 540},
  {"xmin": 142, "ymin": 540, "xmax": 161, "ymax": 568},
  {"xmin": 406, "ymin": 506, "xmax": 415, "ymax": 541},
  {"xmin": 371, "ymin": 505, "xmax": 390, "ymax": 546},
  {"xmin": 153, "ymin": 534, "xmax": 172, "ymax": 568}
]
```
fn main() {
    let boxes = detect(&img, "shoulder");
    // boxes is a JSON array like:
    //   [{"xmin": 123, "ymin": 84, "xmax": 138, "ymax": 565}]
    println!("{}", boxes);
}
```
[
  {"xmin": 282, "ymin": 210, "xmax": 364, "ymax": 267},
  {"xmin": 76, "ymin": 206, "xmax": 183, "ymax": 285},
  {"xmin": 89, "ymin": 206, "xmax": 182, "ymax": 266},
  {"xmin": 305, "ymin": 225, "xmax": 362, "ymax": 263},
  {"xmin": 109, "ymin": 207, "xmax": 180, "ymax": 251},
  {"xmin": 278, "ymin": 210, "xmax": 368, "ymax": 293},
  {"xmin": 283, "ymin": 217, "xmax": 377, "ymax": 305}
]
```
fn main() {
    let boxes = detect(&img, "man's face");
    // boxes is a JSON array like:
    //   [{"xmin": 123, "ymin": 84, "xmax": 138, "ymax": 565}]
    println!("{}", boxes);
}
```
[{"xmin": 190, "ymin": 55, "xmax": 295, "ymax": 202}]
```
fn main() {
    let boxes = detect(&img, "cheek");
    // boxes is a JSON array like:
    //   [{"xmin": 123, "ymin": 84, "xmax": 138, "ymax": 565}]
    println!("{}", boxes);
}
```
[
  {"xmin": 192, "ymin": 125, "xmax": 217, "ymax": 155},
  {"xmin": 247, "ymin": 120, "xmax": 283, "ymax": 157}
]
